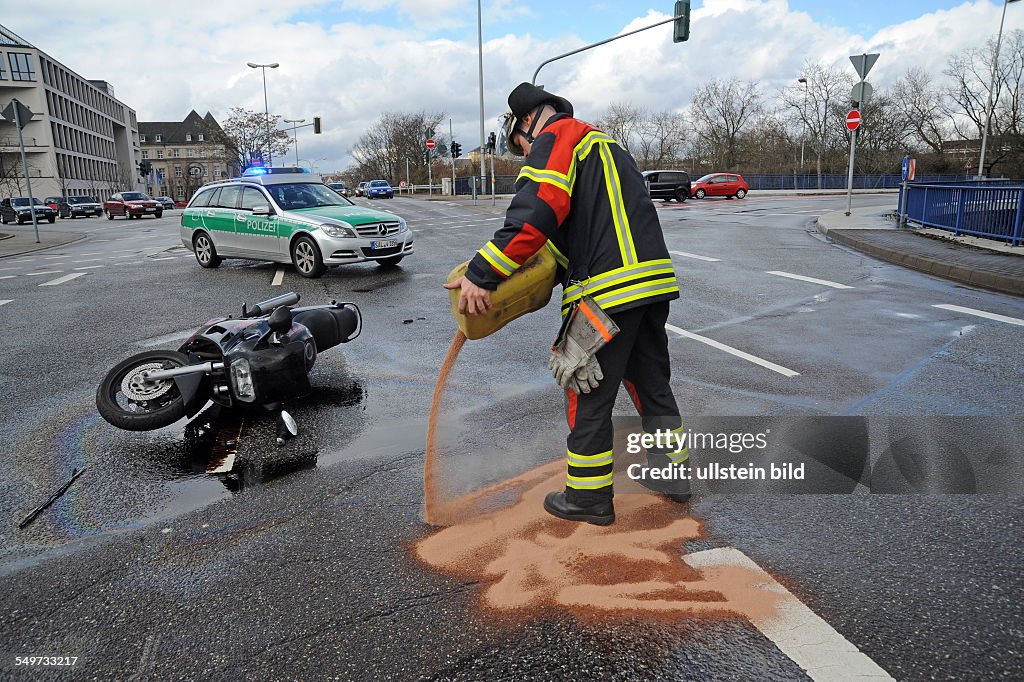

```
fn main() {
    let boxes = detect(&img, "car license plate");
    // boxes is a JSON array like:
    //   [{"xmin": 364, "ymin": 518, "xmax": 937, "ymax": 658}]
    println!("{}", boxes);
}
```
[
  {"xmin": 145, "ymin": 208, "xmax": 155, "ymax": 212},
  {"xmin": 371, "ymin": 239, "xmax": 398, "ymax": 249}
]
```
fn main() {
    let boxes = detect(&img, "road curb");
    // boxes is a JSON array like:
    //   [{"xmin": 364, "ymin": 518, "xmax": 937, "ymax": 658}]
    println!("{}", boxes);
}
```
[
  {"xmin": 816, "ymin": 222, "xmax": 1024, "ymax": 297},
  {"xmin": 0, "ymin": 231, "xmax": 90, "ymax": 259}
]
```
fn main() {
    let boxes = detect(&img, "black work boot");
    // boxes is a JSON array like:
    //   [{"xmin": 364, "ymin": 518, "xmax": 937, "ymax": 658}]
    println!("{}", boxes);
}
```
[
  {"xmin": 543, "ymin": 491, "xmax": 615, "ymax": 526},
  {"xmin": 637, "ymin": 452, "xmax": 692, "ymax": 503}
]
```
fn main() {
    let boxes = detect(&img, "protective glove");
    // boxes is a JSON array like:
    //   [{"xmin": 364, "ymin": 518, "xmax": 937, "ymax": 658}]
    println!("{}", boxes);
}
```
[
  {"xmin": 572, "ymin": 356, "xmax": 604, "ymax": 394},
  {"xmin": 549, "ymin": 297, "xmax": 619, "ymax": 392}
]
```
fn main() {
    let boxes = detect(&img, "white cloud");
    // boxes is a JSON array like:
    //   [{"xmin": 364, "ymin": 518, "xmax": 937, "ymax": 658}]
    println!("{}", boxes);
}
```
[{"xmin": 5, "ymin": 0, "xmax": 1020, "ymax": 172}]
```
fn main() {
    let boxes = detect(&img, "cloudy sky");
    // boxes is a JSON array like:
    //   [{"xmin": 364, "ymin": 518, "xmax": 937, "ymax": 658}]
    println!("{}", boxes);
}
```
[{"xmin": 6, "ymin": 1, "xmax": 1023, "ymax": 171}]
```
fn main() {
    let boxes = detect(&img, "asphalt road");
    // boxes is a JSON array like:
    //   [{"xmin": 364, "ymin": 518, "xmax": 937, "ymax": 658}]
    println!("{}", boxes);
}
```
[{"xmin": 0, "ymin": 194, "xmax": 1021, "ymax": 680}]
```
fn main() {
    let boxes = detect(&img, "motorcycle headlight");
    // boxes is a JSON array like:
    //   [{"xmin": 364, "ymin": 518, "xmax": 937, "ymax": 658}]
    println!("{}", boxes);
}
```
[
  {"xmin": 230, "ymin": 359, "xmax": 256, "ymax": 402},
  {"xmin": 320, "ymin": 221, "xmax": 356, "ymax": 238}
]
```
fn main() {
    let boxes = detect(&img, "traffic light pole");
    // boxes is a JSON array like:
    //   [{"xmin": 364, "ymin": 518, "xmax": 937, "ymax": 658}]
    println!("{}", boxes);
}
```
[
  {"xmin": 531, "ymin": 5, "xmax": 689, "ymax": 85},
  {"xmin": 12, "ymin": 102, "xmax": 40, "ymax": 243},
  {"xmin": 450, "ymin": 119, "xmax": 456, "ymax": 198}
]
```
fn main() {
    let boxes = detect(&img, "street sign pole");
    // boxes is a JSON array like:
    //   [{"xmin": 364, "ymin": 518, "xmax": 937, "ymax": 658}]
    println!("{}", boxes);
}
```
[
  {"xmin": 845, "ymin": 124, "xmax": 858, "ymax": 217},
  {"xmin": 450, "ymin": 119, "xmax": 456, "ymax": 198},
  {"xmin": 10, "ymin": 100, "xmax": 41, "ymax": 243},
  {"xmin": 845, "ymin": 53, "xmax": 879, "ymax": 217},
  {"xmin": 490, "ymin": 144, "xmax": 496, "ymax": 207}
]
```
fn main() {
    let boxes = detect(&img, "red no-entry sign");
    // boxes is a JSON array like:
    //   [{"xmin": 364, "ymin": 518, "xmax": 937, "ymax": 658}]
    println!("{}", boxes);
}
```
[
  {"xmin": 425, "ymin": 139, "xmax": 436, "ymax": 150},
  {"xmin": 846, "ymin": 110, "xmax": 862, "ymax": 131}
]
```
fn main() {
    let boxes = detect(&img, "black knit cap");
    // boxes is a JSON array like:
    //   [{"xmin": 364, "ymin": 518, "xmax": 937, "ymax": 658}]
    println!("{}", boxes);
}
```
[{"xmin": 507, "ymin": 82, "xmax": 573, "ymax": 119}]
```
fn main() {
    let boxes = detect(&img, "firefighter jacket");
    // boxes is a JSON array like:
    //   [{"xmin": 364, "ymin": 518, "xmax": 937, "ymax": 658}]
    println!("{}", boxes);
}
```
[{"xmin": 465, "ymin": 114, "xmax": 679, "ymax": 316}]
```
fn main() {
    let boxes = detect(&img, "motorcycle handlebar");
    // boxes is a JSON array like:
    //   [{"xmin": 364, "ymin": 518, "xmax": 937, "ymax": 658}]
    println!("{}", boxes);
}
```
[{"xmin": 245, "ymin": 292, "xmax": 301, "ymax": 317}]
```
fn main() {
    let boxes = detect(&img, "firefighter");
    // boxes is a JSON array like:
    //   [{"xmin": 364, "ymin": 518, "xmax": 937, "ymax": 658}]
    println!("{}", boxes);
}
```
[{"xmin": 444, "ymin": 82, "xmax": 689, "ymax": 525}]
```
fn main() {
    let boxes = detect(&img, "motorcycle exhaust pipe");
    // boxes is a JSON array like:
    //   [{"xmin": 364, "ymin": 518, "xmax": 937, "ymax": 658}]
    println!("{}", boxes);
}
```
[{"xmin": 144, "ymin": 361, "xmax": 224, "ymax": 382}]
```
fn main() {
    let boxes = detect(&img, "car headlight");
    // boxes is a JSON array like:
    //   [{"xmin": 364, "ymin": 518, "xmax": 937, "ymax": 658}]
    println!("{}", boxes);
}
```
[
  {"xmin": 398, "ymin": 217, "xmax": 408, "ymax": 232},
  {"xmin": 230, "ymin": 359, "xmax": 256, "ymax": 402},
  {"xmin": 320, "ymin": 221, "xmax": 356, "ymax": 238}
]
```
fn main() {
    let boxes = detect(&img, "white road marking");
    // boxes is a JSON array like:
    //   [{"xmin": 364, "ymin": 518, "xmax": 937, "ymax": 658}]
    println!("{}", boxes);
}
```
[
  {"xmin": 0, "ymin": 300, "xmax": 11, "ymax": 307},
  {"xmin": 0, "ymin": 275, "xmax": 16, "ymax": 280},
  {"xmin": 72, "ymin": 259, "xmax": 103, "ymax": 263},
  {"xmin": 25, "ymin": 270, "xmax": 63, "ymax": 276},
  {"xmin": 271, "ymin": 267, "xmax": 285, "ymax": 286},
  {"xmin": 14, "ymin": 258, "xmax": 37, "ymax": 263},
  {"xmin": 74, "ymin": 265, "xmax": 105, "ymax": 270},
  {"xmin": 670, "ymin": 249, "xmax": 721, "ymax": 262},
  {"xmin": 932, "ymin": 304, "xmax": 1024, "ymax": 327},
  {"xmin": 666, "ymin": 324, "xmax": 800, "ymax": 377},
  {"xmin": 149, "ymin": 257, "xmax": 176, "ymax": 261},
  {"xmin": 41, "ymin": 255, "xmax": 65, "ymax": 259},
  {"xmin": 684, "ymin": 548, "xmax": 895, "ymax": 682},
  {"xmin": 767, "ymin": 271, "xmax": 854, "ymax": 289},
  {"xmin": 39, "ymin": 272, "xmax": 87, "ymax": 286}
]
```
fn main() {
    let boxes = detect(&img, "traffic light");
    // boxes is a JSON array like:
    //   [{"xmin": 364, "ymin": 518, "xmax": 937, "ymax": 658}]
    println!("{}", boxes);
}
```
[
  {"xmin": 673, "ymin": 1, "xmax": 690, "ymax": 43},
  {"xmin": 451, "ymin": 141, "xmax": 462, "ymax": 158},
  {"xmin": 138, "ymin": 159, "xmax": 152, "ymax": 177},
  {"xmin": 487, "ymin": 132, "xmax": 496, "ymax": 152},
  {"xmin": 313, "ymin": 116, "xmax": 322, "ymax": 134}
]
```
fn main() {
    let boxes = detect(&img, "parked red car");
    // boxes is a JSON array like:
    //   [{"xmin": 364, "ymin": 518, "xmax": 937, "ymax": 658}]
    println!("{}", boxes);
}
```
[
  {"xmin": 691, "ymin": 173, "xmax": 749, "ymax": 199},
  {"xmin": 103, "ymin": 191, "xmax": 163, "ymax": 219}
]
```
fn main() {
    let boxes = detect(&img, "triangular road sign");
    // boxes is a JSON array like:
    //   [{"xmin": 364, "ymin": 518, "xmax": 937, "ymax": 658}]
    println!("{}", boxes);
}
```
[{"xmin": 849, "ymin": 53, "xmax": 879, "ymax": 80}]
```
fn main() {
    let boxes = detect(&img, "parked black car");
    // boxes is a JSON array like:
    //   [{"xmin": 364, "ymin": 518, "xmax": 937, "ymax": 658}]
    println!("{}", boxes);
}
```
[
  {"xmin": 153, "ymin": 196, "xmax": 176, "ymax": 210},
  {"xmin": 0, "ymin": 197, "xmax": 57, "ymax": 224},
  {"xmin": 642, "ymin": 170, "xmax": 692, "ymax": 203},
  {"xmin": 58, "ymin": 195, "xmax": 103, "ymax": 218}
]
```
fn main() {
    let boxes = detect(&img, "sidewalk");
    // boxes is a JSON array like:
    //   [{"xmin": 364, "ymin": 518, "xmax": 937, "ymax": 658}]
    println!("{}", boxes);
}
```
[
  {"xmin": 816, "ymin": 206, "xmax": 1024, "ymax": 297},
  {"xmin": 0, "ymin": 223, "xmax": 87, "ymax": 258}
]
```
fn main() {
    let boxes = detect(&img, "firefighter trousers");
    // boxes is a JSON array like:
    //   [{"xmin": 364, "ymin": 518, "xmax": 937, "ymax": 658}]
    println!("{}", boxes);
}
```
[{"xmin": 563, "ymin": 301, "xmax": 683, "ymax": 504}]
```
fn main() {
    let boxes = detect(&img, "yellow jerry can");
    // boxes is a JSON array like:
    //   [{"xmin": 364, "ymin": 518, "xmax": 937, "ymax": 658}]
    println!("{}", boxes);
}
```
[{"xmin": 447, "ymin": 247, "xmax": 558, "ymax": 340}]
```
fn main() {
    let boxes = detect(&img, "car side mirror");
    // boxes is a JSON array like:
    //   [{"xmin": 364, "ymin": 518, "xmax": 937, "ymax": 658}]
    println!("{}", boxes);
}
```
[{"xmin": 252, "ymin": 204, "xmax": 272, "ymax": 216}]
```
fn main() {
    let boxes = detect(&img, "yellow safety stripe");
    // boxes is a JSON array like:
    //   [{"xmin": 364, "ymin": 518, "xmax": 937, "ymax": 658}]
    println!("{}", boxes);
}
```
[
  {"xmin": 592, "ymin": 278, "xmax": 680, "ymax": 310},
  {"xmin": 668, "ymin": 451, "xmax": 690, "ymax": 464},
  {"xmin": 597, "ymin": 143, "xmax": 638, "ymax": 266},
  {"xmin": 565, "ymin": 132, "xmax": 617, "ymax": 196},
  {"xmin": 566, "ymin": 472, "xmax": 613, "ymax": 489},
  {"xmin": 562, "ymin": 260, "xmax": 676, "ymax": 307},
  {"xmin": 567, "ymin": 449, "xmax": 614, "ymax": 468},
  {"xmin": 518, "ymin": 166, "xmax": 572, "ymax": 193},
  {"xmin": 546, "ymin": 241, "xmax": 569, "ymax": 268},
  {"xmin": 477, "ymin": 241, "xmax": 518, "ymax": 277}
]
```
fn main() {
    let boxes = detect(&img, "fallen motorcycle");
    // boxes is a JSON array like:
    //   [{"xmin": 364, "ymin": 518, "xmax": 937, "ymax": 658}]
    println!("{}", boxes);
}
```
[{"xmin": 96, "ymin": 292, "xmax": 360, "ymax": 438}]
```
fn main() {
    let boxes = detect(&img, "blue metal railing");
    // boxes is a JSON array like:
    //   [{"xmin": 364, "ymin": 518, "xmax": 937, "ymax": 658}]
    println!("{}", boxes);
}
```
[{"xmin": 898, "ymin": 181, "xmax": 1024, "ymax": 246}]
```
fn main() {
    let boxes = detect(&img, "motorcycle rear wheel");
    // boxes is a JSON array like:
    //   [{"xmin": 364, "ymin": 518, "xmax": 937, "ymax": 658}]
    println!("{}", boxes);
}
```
[{"xmin": 96, "ymin": 350, "xmax": 190, "ymax": 431}]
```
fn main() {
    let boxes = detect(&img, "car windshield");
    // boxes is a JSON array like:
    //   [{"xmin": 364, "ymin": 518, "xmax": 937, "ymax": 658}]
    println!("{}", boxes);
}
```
[
  {"xmin": 12, "ymin": 198, "xmax": 42, "ymax": 207},
  {"xmin": 265, "ymin": 182, "xmax": 355, "ymax": 210},
  {"xmin": 68, "ymin": 196, "xmax": 92, "ymax": 204},
  {"xmin": 122, "ymin": 192, "xmax": 150, "ymax": 201},
  {"xmin": 370, "ymin": 181, "xmax": 390, "ymax": 187},
  {"xmin": 695, "ymin": 174, "xmax": 716, "ymax": 183}
]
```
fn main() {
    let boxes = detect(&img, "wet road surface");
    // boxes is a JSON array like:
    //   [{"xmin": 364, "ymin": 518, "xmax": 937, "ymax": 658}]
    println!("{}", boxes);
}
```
[{"xmin": 0, "ymin": 194, "xmax": 1022, "ymax": 679}]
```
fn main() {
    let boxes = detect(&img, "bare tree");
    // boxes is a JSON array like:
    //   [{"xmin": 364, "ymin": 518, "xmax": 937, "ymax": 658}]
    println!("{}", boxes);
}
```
[
  {"xmin": 219, "ymin": 107, "xmax": 293, "ymax": 170},
  {"xmin": 781, "ymin": 63, "xmax": 851, "ymax": 187},
  {"xmin": 690, "ymin": 78, "xmax": 763, "ymax": 170},
  {"xmin": 891, "ymin": 68, "xmax": 949, "ymax": 154},
  {"xmin": 635, "ymin": 111, "xmax": 688, "ymax": 170},
  {"xmin": 350, "ymin": 110, "xmax": 447, "ymax": 184},
  {"xmin": 597, "ymin": 102, "xmax": 645, "ymax": 154}
]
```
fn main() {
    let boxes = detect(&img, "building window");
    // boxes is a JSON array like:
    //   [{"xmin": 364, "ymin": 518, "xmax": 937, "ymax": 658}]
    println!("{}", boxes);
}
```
[
  {"xmin": 8, "ymin": 53, "xmax": 36, "ymax": 81},
  {"xmin": 187, "ymin": 149, "xmax": 193, "ymax": 158},
  {"xmin": 176, "ymin": 186, "xmax": 185, "ymax": 198},
  {"xmin": 155, "ymin": 134, "xmax": 162, "ymax": 142},
  {"xmin": 172, "ymin": 149, "xmax": 180, "ymax": 158},
  {"xmin": 199, "ymin": 149, "xmax": 206, "ymax": 157},
  {"xmin": 141, "ymin": 151, "xmax": 149, "ymax": 159},
  {"xmin": 186, "ymin": 134, "xmax": 192, "ymax": 142},
  {"xmin": 140, "ymin": 134, "xmax": 146, "ymax": 142},
  {"xmin": 174, "ymin": 166, "xmax": 182, "ymax": 178},
  {"xmin": 156, "ymin": 150, "xmax": 164, "ymax": 159},
  {"xmin": 198, "ymin": 134, "xmax": 204, "ymax": 142}
]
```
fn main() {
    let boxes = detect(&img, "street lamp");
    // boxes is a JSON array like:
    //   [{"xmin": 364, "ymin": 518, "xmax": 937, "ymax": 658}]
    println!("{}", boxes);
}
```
[
  {"xmin": 978, "ymin": 0, "xmax": 1022, "ymax": 178},
  {"xmin": 284, "ymin": 118, "xmax": 305, "ymax": 166},
  {"xmin": 247, "ymin": 62, "xmax": 279, "ymax": 166},
  {"xmin": 797, "ymin": 77, "xmax": 808, "ymax": 170}
]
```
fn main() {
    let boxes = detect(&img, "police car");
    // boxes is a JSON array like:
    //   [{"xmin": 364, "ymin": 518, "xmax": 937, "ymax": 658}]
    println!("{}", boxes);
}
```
[{"xmin": 180, "ymin": 167, "xmax": 413, "ymax": 277}]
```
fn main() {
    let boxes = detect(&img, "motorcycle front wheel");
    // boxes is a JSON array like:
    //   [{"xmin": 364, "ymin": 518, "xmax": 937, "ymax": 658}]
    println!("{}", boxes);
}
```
[{"xmin": 96, "ymin": 350, "xmax": 190, "ymax": 431}]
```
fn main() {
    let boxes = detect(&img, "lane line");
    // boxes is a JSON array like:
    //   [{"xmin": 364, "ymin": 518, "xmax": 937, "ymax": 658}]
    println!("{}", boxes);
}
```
[
  {"xmin": 25, "ymin": 270, "xmax": 63, "ymax": 276},
  {"xmin": 39, "ymin": 272, "xmax": 88, "ymax": 286},
  {"xmin": 666, "ymin": 324, "xmax": 800, "ymax": 377},
  {"xmin": 72, "ymin": 259, "xmax": 103, "ymax": 263},
  {"xmin": 932, "ymin": 304, "xmax": 1024, "ymax": 327},
  {"xmin": 0, "ymin": 300, "xmax": 11, "ymax": 307},
  {"xmin": 74, "ymin": 265, "xmax": 105, "ymax": 270},
  {"xmin": 149, "ymin": 257, "xmax": 176, "ymax": 262},
  {"xmin": 0, "ymin": 275, "xmax": 15, "ymax": 280},
  {"xmin": 767, "ymin": 271, "xmax": 854, "ymax": 290},
  {"xmin": 670, "ymin": 249, "xmax": 721, "ymax": 262},
  {"xmin": 684, "ymin": 548, "xmax": 895, "ymax": 682},
  {"xmin": 271, "ymin": 267, "xmax": 285, "ymax": 286}
]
